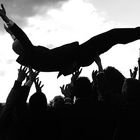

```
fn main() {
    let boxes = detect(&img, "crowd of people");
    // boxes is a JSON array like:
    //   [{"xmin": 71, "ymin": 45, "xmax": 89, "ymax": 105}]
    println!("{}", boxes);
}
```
[
  {"xmin": 0, "ymin": 3, "xmax": 140, "ymax": 140},
  {"xmin": 0, "ymin": 57, "xmax": 140, "ymax": 140}
]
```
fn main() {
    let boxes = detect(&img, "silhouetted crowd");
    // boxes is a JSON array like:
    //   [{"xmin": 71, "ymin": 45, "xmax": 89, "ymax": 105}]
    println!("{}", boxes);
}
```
[{"xmin": 0, "ymin": 58, "xmax": 139, "ymax": 140}]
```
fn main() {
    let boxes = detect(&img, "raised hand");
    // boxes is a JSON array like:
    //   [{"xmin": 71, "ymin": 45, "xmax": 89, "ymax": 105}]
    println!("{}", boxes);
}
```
[
  {"xmin": 130, "ymin": 66, "xmax": 138, "ymax": 79},
  {"xmin": 35, "ymin": 77, "xmax": 44, "ymax": 93},
  {"xmin": 24, "ymin": 67, "xmax": 39, "ymax": 87},
  {"xmin": 0, "ymin": 4, "xmax": 6, "ymax": 18},
  {"xmin": 28, "ymin": 67, "xmax": 39, "ymax": 82},
  {"xmin": 60, "ymin": 84, "xmax": 73, "ymax": 98},
  {"xmin": 94, "ymin": 55, "xmax": 103, "ymax": 72},
  {"xmin": 17, "ymin": 65, "xmax": 28, "ymax": 83},
  {"xmin": 60, "ymin": 85, "xmax": 67, "ymax": 97},
  {"xmin": 91, "ymin": 70, "xmax": 98, "ymax": 85},
  {"xmin": 71, "ymin": 67, "xmax": 82, "ymax": 84},
  {"xmin": 0, "ymin": 4, "xmax": 11, "ymax": 24},
  {"xmin": 92, "ymin": 70, "xmax": 98, "ymax": 80}
]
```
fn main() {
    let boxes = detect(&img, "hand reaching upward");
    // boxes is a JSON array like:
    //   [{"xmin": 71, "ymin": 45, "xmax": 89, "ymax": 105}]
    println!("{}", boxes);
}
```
[
  {"xmin": 0, "ymin": 4, "xmax": 6, "ymax": 18},
  {"xmin": 71, "ymin": 68, "xmax": 82, "ymax": 85},
  {"xmin": 130, "ymin": 66, "xmax": 138, "ymax": 79},
  {"xmin": 28, "ymin": 67, "xmax": 39, "ymax": 82},
  {"xmin": 35, "ymin": 78, "xmax": 44, "ymax": 93},
  {"xmin": 24, "ymin": 67, "xmax": 39, "ymax": 87},
  {"xmin": 0, "ymin": 4, "xmax": 11, "ymax": 24},
  {"xmin": 17, "ymin": 65, "xmax": 28, "ymax": 83}
]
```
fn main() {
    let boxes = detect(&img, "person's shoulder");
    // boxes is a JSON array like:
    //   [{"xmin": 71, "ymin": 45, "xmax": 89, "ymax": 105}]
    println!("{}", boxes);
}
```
[
  {"xmin": 36, "ymin": 45, "xmax": 50, "ymax": 51},
  {"xmin": 68, "ymin": 41, "xmax": 79, "ymax": 47}
]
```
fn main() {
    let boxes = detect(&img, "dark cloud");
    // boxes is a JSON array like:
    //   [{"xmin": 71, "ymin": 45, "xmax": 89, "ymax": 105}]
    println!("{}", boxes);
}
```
[{"xmin": 0, "ymin": 0, "xmax": 68, "ymax": 30}]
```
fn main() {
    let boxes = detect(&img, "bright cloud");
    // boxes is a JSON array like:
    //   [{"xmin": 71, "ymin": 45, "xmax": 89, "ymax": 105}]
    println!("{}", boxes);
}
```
[{"xmin": 26, "ymin": 0, "xmax": 121, "ymax": 46}]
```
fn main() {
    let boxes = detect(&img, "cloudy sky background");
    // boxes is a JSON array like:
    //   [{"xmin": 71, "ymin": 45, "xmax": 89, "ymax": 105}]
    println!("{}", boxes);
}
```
[{"xmin": 0, "ymin": 0, "xmax": 140, "ymax": 102}]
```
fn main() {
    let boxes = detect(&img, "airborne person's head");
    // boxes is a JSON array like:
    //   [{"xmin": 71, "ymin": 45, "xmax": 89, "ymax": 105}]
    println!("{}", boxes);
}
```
[{"xmin": 12, "ymin": 39, "xmax": 24, "ymax": 55}]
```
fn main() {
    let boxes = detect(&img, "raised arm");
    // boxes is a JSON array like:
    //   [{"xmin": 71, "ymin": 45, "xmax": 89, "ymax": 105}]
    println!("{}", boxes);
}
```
[
  {"xmin": 24, "ymin": 67, "xmax": 39, "ymax": 87},
  {"xmin": 4, "ymin": 23, "xmax": 16, "ymax": 40},
  {"xmin": 130, "ymin": 66, "xmax": 138, "ymax": 79},
  {"xmin": 0, "ymin": 4, "xmax": 10, "ymax": 24},
  {"xmin": 94, "ymin": 54, "xmax": 103, "ymax": 72},
  {"xmin": 0, "ymin": 4, "xmax": 33, "ymax": 48},
  {"xmin": 34, "ymin": 77, "xmax": 44, "ymax": 93},
  {"xmin": 71, "ymin": 67, "xmax": 82, "ymax": 86}
]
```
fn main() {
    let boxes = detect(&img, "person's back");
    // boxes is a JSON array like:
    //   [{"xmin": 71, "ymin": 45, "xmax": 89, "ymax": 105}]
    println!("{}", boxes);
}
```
[
  {"xmin": 26, "ymin": 92, "xmax": 57, "ymax": 140},
  {"xmin": 71, "ymin": 77, "xmax": 99, "ymax": 139},
  {"xmin": 114, "ymin": 78, "xmax": 140, "ymax": 140},
  {"xmin": 95, "ymin": 66, "xmax": 125, "ymax": 140}
]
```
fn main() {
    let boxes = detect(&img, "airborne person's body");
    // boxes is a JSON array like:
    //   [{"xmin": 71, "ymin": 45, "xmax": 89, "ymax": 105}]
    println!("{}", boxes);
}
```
[{"xmin": 1, "ymin": 4, "xmax": 140, "ymax": 77}]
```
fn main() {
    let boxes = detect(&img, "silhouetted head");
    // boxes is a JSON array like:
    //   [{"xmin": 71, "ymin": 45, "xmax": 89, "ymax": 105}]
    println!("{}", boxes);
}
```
[
  {"xmin": 96, "ymin": 66, "xmax": 125, "ymax": 97},
  {"xmin": 73, "ymin": 76, "xmax": 92, "ymax": 99},
  {"xmin": 104, "ymin": 66, "xmax": 125, "ymax": 93},
  {"xmin": 51, "ymin": 95, "xmax": 64, "ymax": 109},
  {"xmin": 29, "ymin": 92, "xmax": 48, "ymax": 113},
  {"xmin": 12, "ymin": 39, "xmax": 24, "ymax": 55}
]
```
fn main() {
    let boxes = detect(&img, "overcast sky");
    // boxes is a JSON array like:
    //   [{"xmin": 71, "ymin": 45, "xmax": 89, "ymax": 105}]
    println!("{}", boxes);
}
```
[
  {"xmin": 0, "ymin": 0, "xmax": 140, "ymax": 28},
  {"xmin": 0, "ymin": 0, "xmax": 140, "ymax": 102}
]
